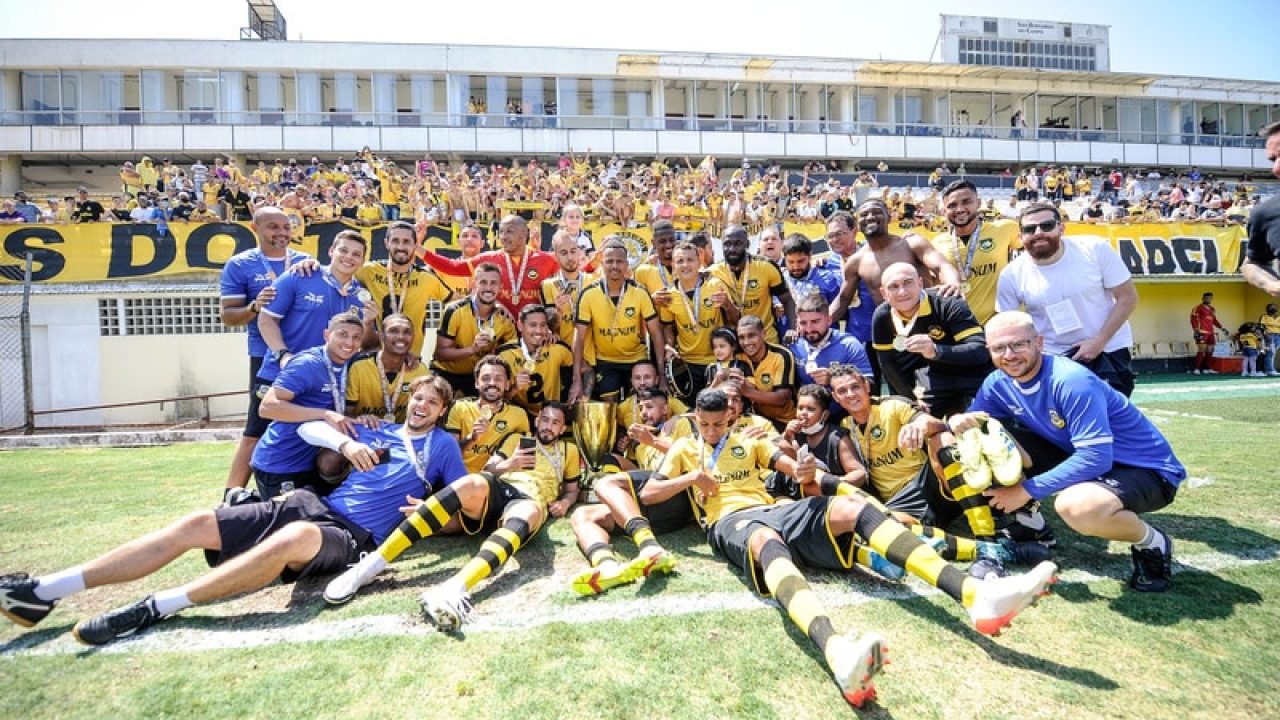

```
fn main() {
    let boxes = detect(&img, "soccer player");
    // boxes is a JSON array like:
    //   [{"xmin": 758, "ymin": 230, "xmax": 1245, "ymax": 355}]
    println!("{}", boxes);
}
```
[
  {"xmin": 735, "ymin": 315, "xmax": 798, "ymax": 429},
  {"xmin": 0, "ymin": 376, "xmax": 464, "ymax": 645},
  {"xmin": 871, "ymin": 262, "xmax": 993, "ymax": 419},
  {"xmin": 569, "ymin": 388, "xmax": 686, "ymax": 595},
  {"xmin": 953, "ymin": 311, "xmax": 1185, "ymax": 592},
  {"xmin": 344, "ymin": 314, "xmax": 430, "ymax": 423},
  {"xmin": 633, "ymin": 219, "xmax": 678, "ymax": 301},
  {"xmin": 497, "ymin": 304, "xmax": 574, "ymax": 417},
  {"xmin": 614, "ymin": 360, "xmax": 688, "ymax": 444},
  {"xmin": 789, "ymin": 293, "xmax": 872, "ymax": 389},
  {"xmin": 569, "ymin": 240, "xmax": 665, "ymax": 401},
  {"xmin": 430, "ymin": 262, "xmax": 517, "ymax": 398},
  {"xmin": 355, "ymin": 220, "xmax": 451, "ymax": 358},
  {"xmin": 249, "ymin": 312, "xmax": 367, "ymax": 499},
  {"xmin": 540, "ymin": 228, "xmax": 592, "ymax": 351},
  {"xmin": 322, "ymin": 403, "xmax": 582, "ymax": 629},
  {"xmin": 654, "ymin": 388, "xmax": 1057, "ymax": 707},
  {"xmin": 710, "ymin": 225, "xmax": 795, "ymax": 344},
  {"xmin": 930, "ymin": 179, "xmax": 1022, "ymax": 325},
  {"xmin": 419, "ymin": 214, "xmax": 559, "ymax": 316},
  {"xmin": 660, "ymin": 241, "xmax": 739, "ymax": 402},
  {"xmin": 1188, "ymin": 292, "xmax": 1227, "ymax": 374},
  {"xmin": 218, "ymin": 206, "xmax": 312, "ymax": 501},
  {"xmin": 444, "ymin": 356, "xmax": 531, "ymax": 474}
]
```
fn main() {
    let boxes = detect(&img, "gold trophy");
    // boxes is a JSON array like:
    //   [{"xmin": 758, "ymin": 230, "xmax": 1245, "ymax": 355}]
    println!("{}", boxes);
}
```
[{"xmin": 572, "ymin": 398, "xmax": 616, "ymax": 501}]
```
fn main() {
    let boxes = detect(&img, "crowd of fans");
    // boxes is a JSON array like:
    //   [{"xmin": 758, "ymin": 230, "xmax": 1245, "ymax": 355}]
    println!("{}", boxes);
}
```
[{"xmin": 0, "ymin": 150, "xmax": 1266, "ymax": 235}]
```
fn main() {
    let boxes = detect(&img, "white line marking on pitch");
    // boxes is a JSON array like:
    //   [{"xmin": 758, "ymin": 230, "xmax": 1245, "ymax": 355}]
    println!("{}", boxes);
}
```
[{"xmin": 2, "ymin": 546, "xmax": 1276, "ymax": 659}]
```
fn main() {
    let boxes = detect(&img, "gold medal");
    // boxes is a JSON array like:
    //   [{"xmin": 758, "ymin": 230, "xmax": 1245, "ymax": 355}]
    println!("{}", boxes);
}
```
[
  {"xmin": 893, "ymin": 335, "xmax": 908, "ymax": 351},
  {"xmin": 356, "ymin": 289, "xmax": 373, "ymax": 304}
]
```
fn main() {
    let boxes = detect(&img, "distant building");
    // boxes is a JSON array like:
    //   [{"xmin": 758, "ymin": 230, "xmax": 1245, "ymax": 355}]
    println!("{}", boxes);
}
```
[{"xmin": 940, "ymin": 14, "xmax": 1110, "ymax": 72}]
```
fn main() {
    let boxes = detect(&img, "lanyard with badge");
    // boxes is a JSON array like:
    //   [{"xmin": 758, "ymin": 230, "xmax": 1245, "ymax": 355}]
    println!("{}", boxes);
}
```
[
  {"xmin": 385, "ymin": 260, "xmax": 407, "ymax": 315},
  {"xmin": 325, "ymin": 360, "xmax": 350, "ymax": 414},
  {"xmin": 503, "ymin": 250, "xmax": 531, "ymax": 301},
  {"xmin": 257, "ymin": 248, "xmax": 292, "ymax": 282},
  {"xmin": 402, "ymin": 427, "xmax": 433, "ymax": 486},
  {"xmin": 952, "ymin": 218, "xmax": 982, "ymax": 294},
  {"xmin": 890, "ymin": 294, "xmax": 925, "ymax": 351},
  {"xmin": 536, "ymin": 439, "xmax": 565, "ymax": 487},
  {"xmin": 376, "ymin": 351, "xmax": 406, "ymax": 421}
]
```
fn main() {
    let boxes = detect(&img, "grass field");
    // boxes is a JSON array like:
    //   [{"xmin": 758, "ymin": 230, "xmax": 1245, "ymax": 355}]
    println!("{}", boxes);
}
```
[{"xmin": 2, "ymin": 375, "xmax": 1279, "ymax": 720}]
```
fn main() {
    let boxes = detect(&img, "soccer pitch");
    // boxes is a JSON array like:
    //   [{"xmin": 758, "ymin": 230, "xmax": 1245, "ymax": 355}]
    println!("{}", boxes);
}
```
[{"xmin": 2, "ymin": 377, "xmax": 1279, "ymax": 720}]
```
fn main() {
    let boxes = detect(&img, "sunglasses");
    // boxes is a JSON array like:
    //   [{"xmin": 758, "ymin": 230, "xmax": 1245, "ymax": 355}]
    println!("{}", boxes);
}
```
[{"xmin": 1020, "ymin": 219, "xmax": 1059, "ymax": 235}]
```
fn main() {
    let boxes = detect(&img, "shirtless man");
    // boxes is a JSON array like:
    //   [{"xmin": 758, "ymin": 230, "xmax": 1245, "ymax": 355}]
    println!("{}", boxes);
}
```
[{"xmin": 830, "ymin": 199, "xmax": 960, "ymax": 322}]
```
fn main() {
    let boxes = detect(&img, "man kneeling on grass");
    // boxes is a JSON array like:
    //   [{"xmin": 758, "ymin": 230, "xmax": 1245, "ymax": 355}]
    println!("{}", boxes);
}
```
[
  {"xmin": 0, "ymin": 375, "xmax": 465, "ymax": 645},
  {"xmin": 656, "ymin": 388, "xmax": 1058, "ymax": 708}
]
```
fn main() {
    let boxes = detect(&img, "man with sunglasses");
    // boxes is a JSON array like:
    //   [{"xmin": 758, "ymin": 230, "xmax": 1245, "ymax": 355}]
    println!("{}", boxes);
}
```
[
  {"xmin": 951, "ymin": 311, "xmax": 1184, "ymax": 593},
  {"xmin": 995, "ymin": 203, "xmax": 1138, "ymax": 396}
]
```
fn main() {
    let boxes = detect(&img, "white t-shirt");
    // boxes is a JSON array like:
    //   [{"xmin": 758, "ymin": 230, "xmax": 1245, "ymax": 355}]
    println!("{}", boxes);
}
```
[{"xmin": 996, "ymin": 235, "xmax": 1133, "ymax": 355}]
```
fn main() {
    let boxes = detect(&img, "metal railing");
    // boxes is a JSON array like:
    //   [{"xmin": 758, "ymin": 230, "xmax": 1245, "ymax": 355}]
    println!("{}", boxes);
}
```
[
  {"xmin": 27, "ymin": 389, "xmax": 246, "ymax": 431},
  {"xmin": 0, "ymin": 109, "xmax": 1266, "ymax": 148}
]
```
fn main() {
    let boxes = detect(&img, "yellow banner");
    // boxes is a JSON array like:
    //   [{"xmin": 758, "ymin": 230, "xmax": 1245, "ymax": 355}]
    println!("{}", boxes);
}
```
[
  {"xmin": 778, "ymin": 221, "xmax": 1247, "ymax": 275},
  {"xmin": 0, "ymin": 219, "xmax": 1247, "ymax": 284}
]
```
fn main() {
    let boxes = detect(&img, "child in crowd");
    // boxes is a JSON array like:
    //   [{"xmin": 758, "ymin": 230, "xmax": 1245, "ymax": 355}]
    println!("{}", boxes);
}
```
[{"xmin": 1236, "ymin": 323, "xmax": 1264, "ymax": 377}]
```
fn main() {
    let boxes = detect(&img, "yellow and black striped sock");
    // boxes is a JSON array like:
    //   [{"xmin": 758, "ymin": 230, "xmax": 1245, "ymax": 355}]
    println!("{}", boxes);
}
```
[
  {"xmin": 378, "ymin": 487, "xmax": 463, "ymax": 562},
  {"xmin": 854, "ymin": 503, "xmax": 977, "ymax": 608},
  {"xmin": 457, "ymin": 517, "xmax": 532, "ymax": 591},
  {"xmin": 937, "ymin": 446, "xmax": 997, "ymax": 540},
  {"xmin": 582, "ymin": 541, "xmax": 619, "ymax": 568},
  {"xmin": 758, "ymin": 536, "xmax": 837, "ymax": 658},
  {"xmin": 911, "ymin": 524, "xmax": 979, "ymax": 561},
  {"xmin": 623, "ymin": 517, "xmax": 660, "ymax": 554}
]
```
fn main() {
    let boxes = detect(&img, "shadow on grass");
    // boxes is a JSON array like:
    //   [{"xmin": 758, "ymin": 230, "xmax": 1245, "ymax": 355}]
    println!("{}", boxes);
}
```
[
  {"xmin": 886, "ymin": 596, "xmax": 1120, "ymax": 690},
  {"xmin": 0, "ymin": 621, "xmax": 77, "ymax": 654},
  {"xmin": 1053, "ymin": 566, "xmax": 1263, "ymax": 626},
  {"xmin": 1153, "ymin": 513, "xmax": 1280, "ymax": 557}
]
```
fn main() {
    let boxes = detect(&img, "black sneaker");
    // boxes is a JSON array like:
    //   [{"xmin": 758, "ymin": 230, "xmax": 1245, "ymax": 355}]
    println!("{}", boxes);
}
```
[
  {"xmin": 72, "ymin": 596, "xmax": 164, "ymax": 646},
  {"xmin": 999, "ymin": 510, "xmax": 1058, "ymax": 548},
  {"xmin": 0, "ymin": 573, "xmax": 55, "ymax": 628},
  {"xmin": 1129, "ymin": 529, "xmax": 1173, "ymax": 593},
  {"xmin": 1000, "ymin": 539, "xmax": 1054, "ymax": 567}
]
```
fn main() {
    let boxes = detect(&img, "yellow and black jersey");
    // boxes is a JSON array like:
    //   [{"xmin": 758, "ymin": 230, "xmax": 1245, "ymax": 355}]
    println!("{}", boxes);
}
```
[
  {"xmin": 658, "ymin": 275, "xmax": 733, "ymax": 365},
  {"xmin": 658, "ymin": 432, "xmax": 779, "ymax": 526},
  {"xmin": 615, "ymin": 394, "xmax": 689, "ymax": 433},
  {"xmin": 930, "ymin": 219, "xmax": 1021, "ymax": 325},
  {"xmin": 431, "ymin": 297, "xmax": 518, "ymax": 375},
  {"xmin": 344, "ymin": 353, "xmax": 431, "ymax": 422},
  {"xmin": 574, "ymin": 279, "xmax": 657, "ymax": 364},
  {"xmin": 666, "ymin": 411, "xmax": 776, "ymax": 441},
  {"xmin": 356, "ymin": 261, "xmax": 453, "ymax": 356},
  {"xmin": 541, "ymin": 272, "xmax": 597, "ymax": 364},
  {"xmin": 709, "ymin": 257, "xmax": 788, "ymax": 343},
  {"xmin": 494, "ymin": 435, "xmax": 582, "ymax": 507},
  {"xmin": 633, "ymin": 441, "xmax": 666, "ymax": 473},
  {"xmin": 633, "ymin": 262, "xmax": 675, "ymax": 297},
  {"xmin": 445, "ymin": 400, "xmax": 531, "ymax": 474},
  {"xmin": 839, "ymin": 396, "xmax": 926, "ymax": 501},
  {"xmin": 496, "ymin": 340, "xmax": 575, "ymax": 414},
  {"xmin": 737, "ymin": 344, "xmax": 798, "ymax": 425}
]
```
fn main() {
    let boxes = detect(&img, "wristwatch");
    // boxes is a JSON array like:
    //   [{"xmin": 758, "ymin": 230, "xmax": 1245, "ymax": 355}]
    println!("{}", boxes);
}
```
[{"xmin": 273, "ymin": 348, "xmax": 289, "ymax": 364}]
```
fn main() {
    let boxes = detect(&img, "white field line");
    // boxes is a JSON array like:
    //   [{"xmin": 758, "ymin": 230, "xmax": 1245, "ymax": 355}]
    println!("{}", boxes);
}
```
[
  {"xmin": 3, "ymin": 546, "xmax": 1277, "ymax": 659},
  {"xmin": 1140, "ymin": 408, "xmax": 1224, "ymax": 421},
  {"xmin": 1134, "ymin": 381, "xmax": 1280, "ymax": 396}
]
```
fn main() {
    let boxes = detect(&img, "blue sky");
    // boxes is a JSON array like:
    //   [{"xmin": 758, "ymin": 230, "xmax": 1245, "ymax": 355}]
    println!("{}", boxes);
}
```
[{"xmin": 2, "ymin": 0, "xmax": 1277, "ymax": 83}]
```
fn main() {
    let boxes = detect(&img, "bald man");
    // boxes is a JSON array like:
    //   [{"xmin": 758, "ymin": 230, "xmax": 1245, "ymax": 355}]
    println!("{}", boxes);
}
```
[
  {"xmin": 419, "ymin": 214, "xmax": 559, "ymax": 316},
  {"xmin": 870, "ymin": 263, "xmax": 993, "ymax": 419}
]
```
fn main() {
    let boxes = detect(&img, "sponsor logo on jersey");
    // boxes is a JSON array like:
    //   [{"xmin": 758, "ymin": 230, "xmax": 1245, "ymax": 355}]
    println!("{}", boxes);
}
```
[{"xmin": 1049, "ymin": 409, "xmax": 1065, "ymax": 429}]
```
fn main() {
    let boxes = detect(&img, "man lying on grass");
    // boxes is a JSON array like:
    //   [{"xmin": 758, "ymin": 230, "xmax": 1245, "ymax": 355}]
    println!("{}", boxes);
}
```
[{"xmin": 0, "ymin": 375, "xmax": 465, "ymax": 646}]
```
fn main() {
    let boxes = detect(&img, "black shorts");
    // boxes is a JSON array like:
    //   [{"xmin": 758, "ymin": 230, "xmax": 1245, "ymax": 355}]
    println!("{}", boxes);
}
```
[
  {"xmin": 459, "ymin": 472, "xmax": 536, "ymax": 535},
  {"xmin": 624, "ymin": 470, "xmax": 696, "ymax": 534},
  {"xmin": 880, "ymin": 464, "xmax": 933, "ymax": 520},
  {"xmin": 1093, "ymin": 465, "xmax": 1177, "ymax": 515},
  {"xmin": 244, "ymin": 356, "xmax": 271, "ymax": 438},
  {"xmin": 1007, "ymin": 423, "xmax": 1177, "ymax": 514},
  {"xmin": 252, "ymin": 467, "xmax": 321, "ymax": 500},
  {"xmin": 708, "ymin": 498, "xmax": 856, "ymax": 596},
  {"xmin": 593, "ymin": 360, "xmax": 634, "ymax": 400},
  {"xmin": 205, "ymin": 489, "xmax": 374, "ymax": 583}
]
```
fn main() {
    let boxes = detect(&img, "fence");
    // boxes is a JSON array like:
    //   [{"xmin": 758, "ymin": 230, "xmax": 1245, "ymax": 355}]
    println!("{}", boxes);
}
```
[{"xmin": 0, "ymin": 254, "xmax": 33, "ymax": 433}]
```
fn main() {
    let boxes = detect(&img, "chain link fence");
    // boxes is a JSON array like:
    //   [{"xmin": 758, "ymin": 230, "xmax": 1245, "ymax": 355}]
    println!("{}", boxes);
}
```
[{"xmin": 0, "ymin": 255, "xmax": 32, "ymax": 433}]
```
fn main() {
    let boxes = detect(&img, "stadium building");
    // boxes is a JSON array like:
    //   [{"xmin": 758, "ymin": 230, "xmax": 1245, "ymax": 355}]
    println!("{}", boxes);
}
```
[{"xmin": 0, "ymin": 17, "xmax": 1276, "ymax": 431}]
